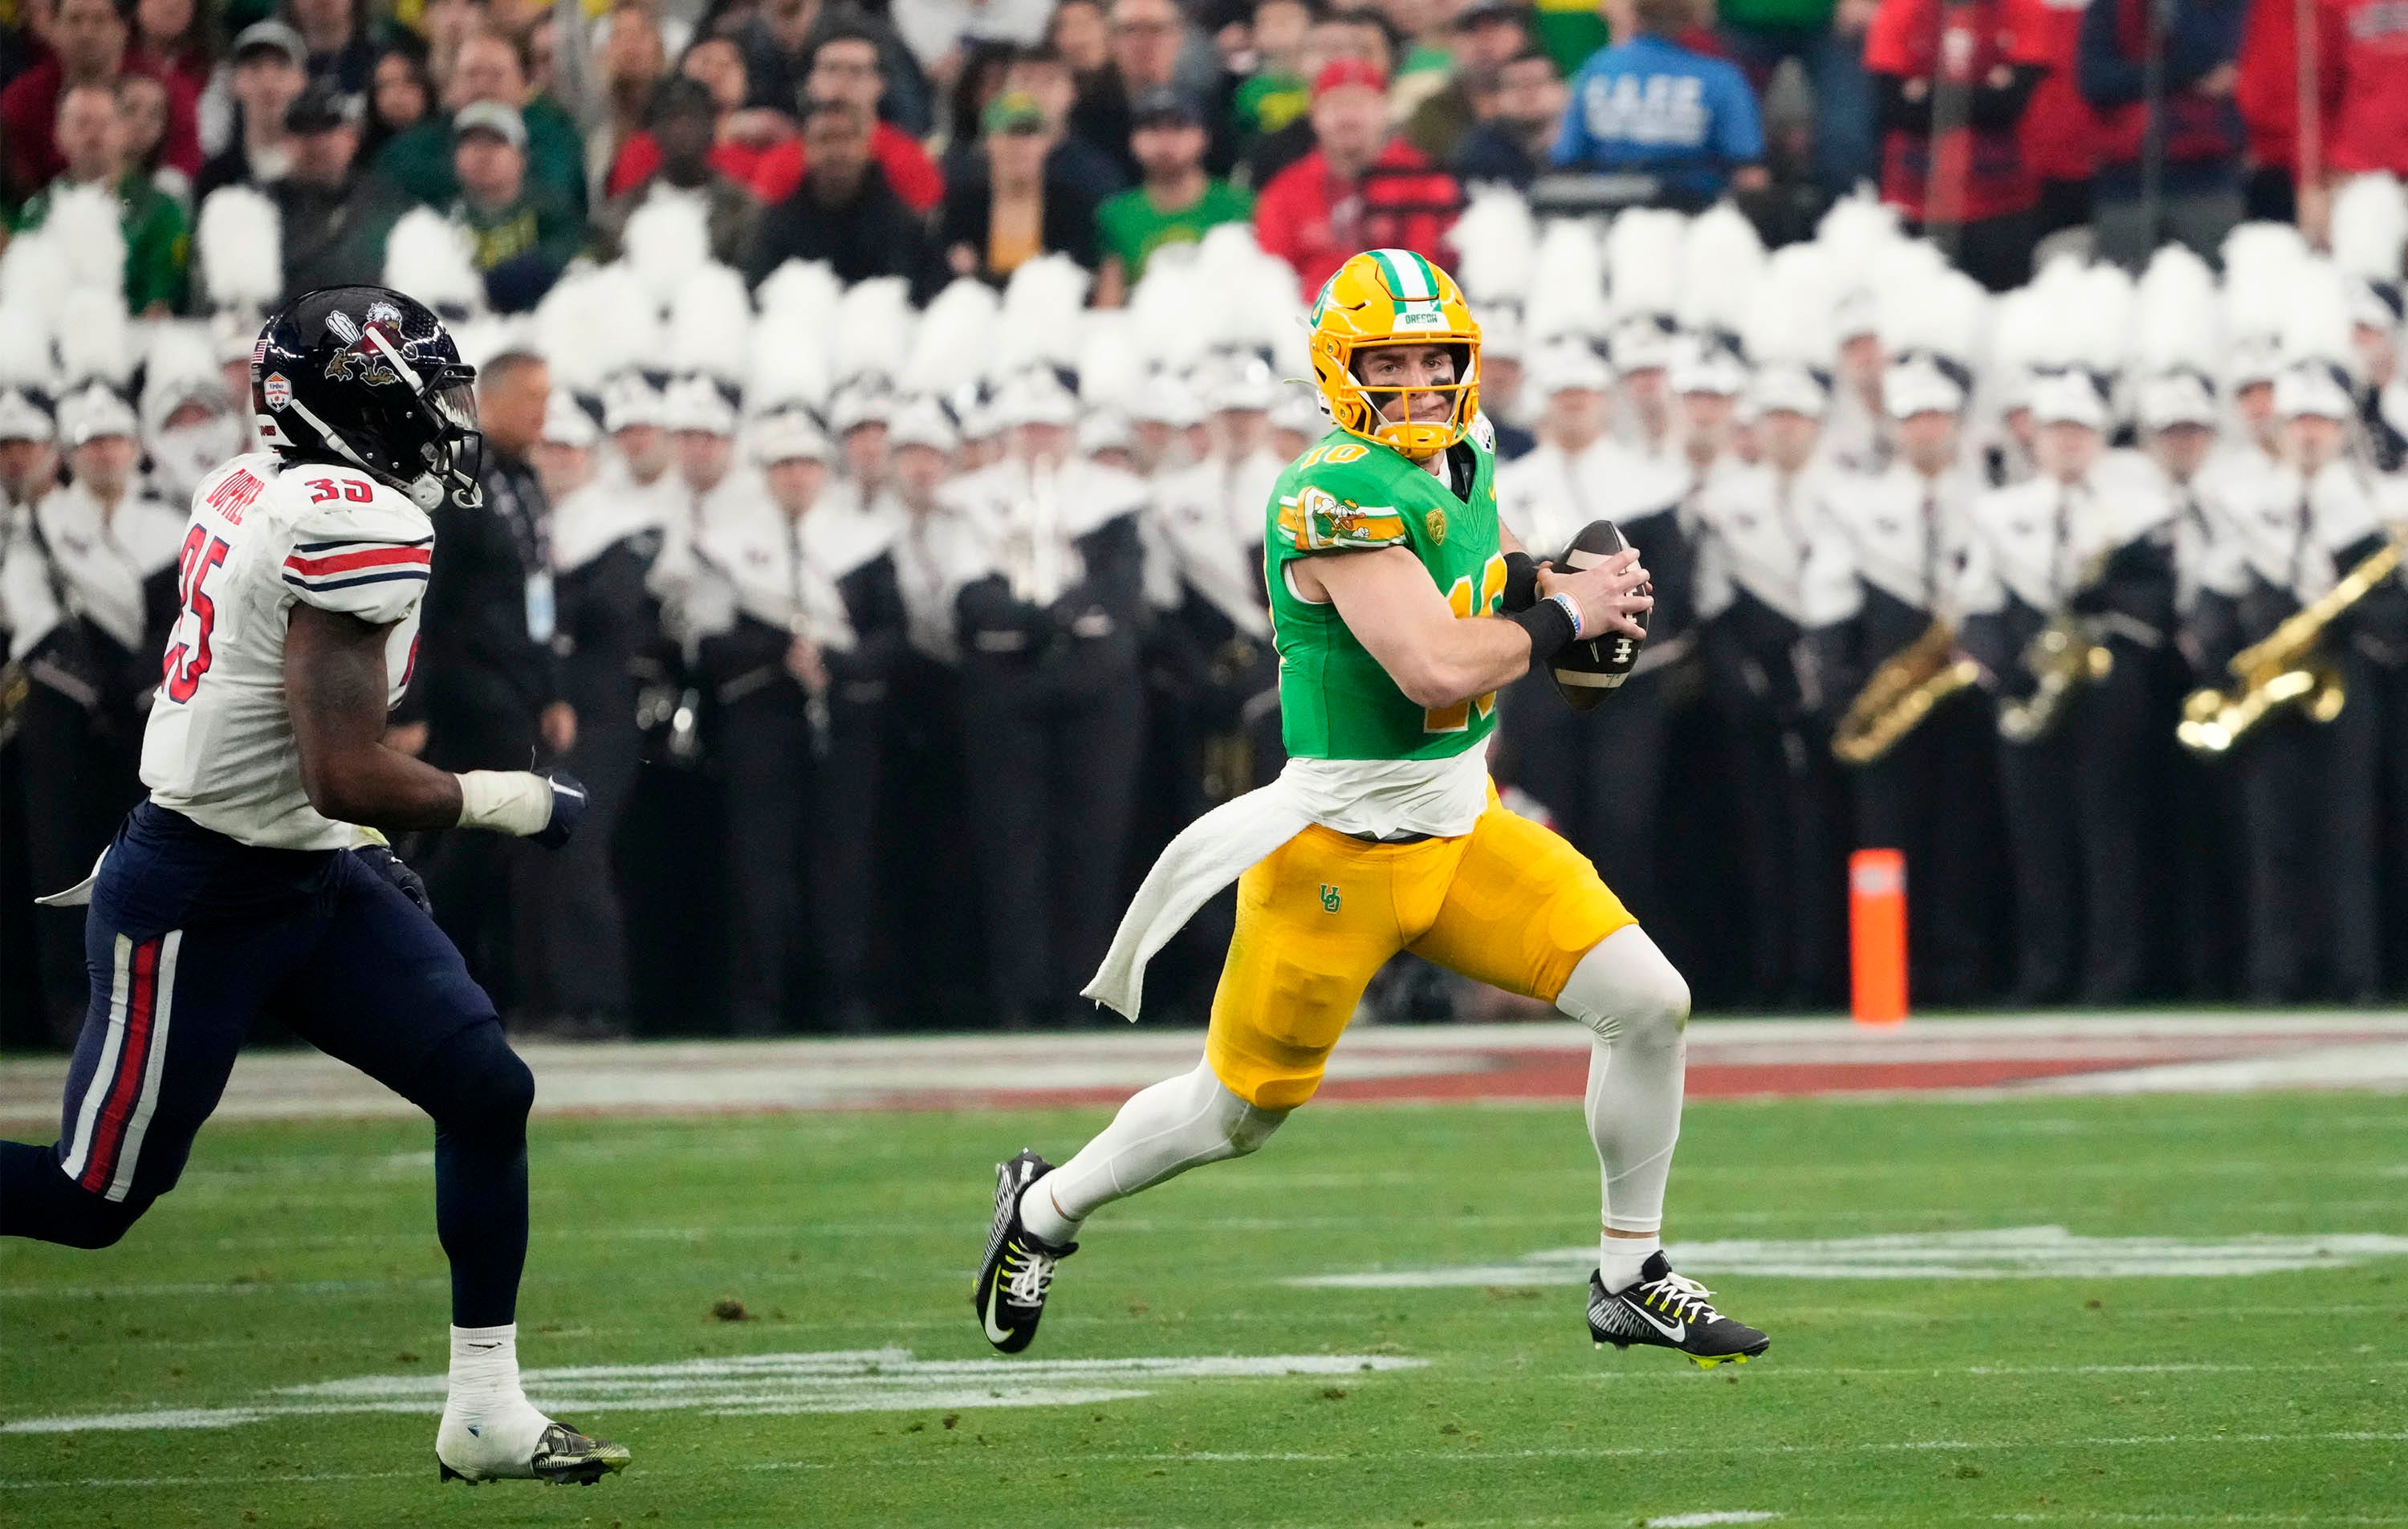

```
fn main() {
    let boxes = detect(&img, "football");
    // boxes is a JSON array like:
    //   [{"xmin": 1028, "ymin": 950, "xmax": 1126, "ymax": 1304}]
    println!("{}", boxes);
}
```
[{"xmin": 1548, "ymin": 518, "xmax": 1650, "ymax": 712}]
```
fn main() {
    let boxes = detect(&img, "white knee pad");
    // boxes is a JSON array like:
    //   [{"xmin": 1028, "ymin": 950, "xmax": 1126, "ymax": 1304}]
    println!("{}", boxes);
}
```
[{"xmin": 1556, "ymin": 925, "xmax": 1691, "ymax": 1044}]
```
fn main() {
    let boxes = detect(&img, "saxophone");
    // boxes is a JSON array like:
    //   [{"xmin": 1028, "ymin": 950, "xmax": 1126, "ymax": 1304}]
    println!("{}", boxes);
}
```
[
  {"xmin": 1996, "ymin": 550, "xmax": 2116, "ymax": 744},
  {"xmin": 2176, "ymin": 537, "xmax": 2404, "ymax": 756},
  {"xmin": 1829, "ymin": 619, "xmax": 1983, "ymax": 765}
]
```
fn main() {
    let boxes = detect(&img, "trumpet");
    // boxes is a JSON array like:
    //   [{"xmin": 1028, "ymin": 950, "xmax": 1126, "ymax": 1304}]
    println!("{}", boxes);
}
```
[
  {"xmin": 1997, "ymin": 551, "xmax": 2115, "ymax": 745},
  {"xmin": 2176, "ymin": 537, "xmax": 2403, "ymax": 756},
  {"xmin": 1830, "ymin": 619, "xmax": 1982, "ymax": 766}
]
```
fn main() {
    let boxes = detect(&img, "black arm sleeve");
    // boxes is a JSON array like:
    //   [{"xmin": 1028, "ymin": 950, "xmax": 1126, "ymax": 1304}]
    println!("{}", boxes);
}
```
[{"xmin": 1502, "ymin": 550, "xmax": 1540, "ymax": 612}]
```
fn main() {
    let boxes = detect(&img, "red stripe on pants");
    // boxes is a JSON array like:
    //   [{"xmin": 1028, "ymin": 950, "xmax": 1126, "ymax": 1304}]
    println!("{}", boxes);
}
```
[{"xmin": 80, "ymin": 937, "xmax": 161, "ymax": 1194}]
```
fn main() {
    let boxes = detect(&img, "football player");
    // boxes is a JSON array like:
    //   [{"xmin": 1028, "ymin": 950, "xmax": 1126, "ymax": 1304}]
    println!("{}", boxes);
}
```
[
  {"xmin": 976, "ymin": 250, "xmax": 1771, "ymax": 1368},
  {"xmin": 0, "ymin": 289, "xmax": 628, "ymax": 1486}
]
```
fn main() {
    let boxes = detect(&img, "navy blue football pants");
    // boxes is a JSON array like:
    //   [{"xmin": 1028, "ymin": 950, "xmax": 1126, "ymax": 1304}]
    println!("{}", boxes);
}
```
[{"xmin": 0, "ymin": 803, "xmax": 534, "ymax": 1327}]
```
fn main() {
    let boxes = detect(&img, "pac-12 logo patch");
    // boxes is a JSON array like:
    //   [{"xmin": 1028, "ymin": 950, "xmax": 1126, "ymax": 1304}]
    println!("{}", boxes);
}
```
[
  {"xmin": 262, "ymin": 372, "xmax": 292, "ymax": 410},
  {"xmin": 1426, "ymin": 508, "xmax": 1447, "ymax": 545}
]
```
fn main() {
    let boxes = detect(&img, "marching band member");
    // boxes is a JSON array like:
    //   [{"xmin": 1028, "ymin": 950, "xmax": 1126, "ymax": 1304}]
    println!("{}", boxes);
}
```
[
  {"xmin": 515, "ymin": 392, "xmax": 665, "ymax": 1038},
  {"xmin": 2138, "ymin": 248, "xmax": 2253, "ymax": 998},
  {"xmin": 947, "ymin": 369, "xmax": 1152, "ymax": 1030},
  {"xmin": 1691, "ymin": 250, "xmax": 1848, "ymax": 1009},
  {"xmin": 10, "ymin": 384, "xmax": 185, "ymax": 1040},
  {"xmin": 688, "ymin": 412, "xmax": 854, "ymax": 1032},
  {"xmin": 2216, "ymin": 263, "xmax": 2406, "ymax": 1002},
  {"xmin": 1804, "ymin": 264, "xmax": 2002, "ymax": 1004},
  {"xmin": 1958, "ymin": 264, "xmax": 2178, "ymax": 1005}
]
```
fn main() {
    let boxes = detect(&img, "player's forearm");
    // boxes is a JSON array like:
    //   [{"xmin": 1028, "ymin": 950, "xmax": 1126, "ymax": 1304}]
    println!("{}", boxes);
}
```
[
  {"xmin": 301, "ymin": 744, "xmax": 468, "ymax": 833},
  {"xmin": 1399, "ymin": 616, "xmax": 1539, "ymax": 709}
]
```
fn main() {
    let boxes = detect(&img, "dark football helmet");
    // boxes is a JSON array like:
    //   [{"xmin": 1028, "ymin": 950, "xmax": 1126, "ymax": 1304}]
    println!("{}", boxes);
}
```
[{"xmin": 252, "ymin": 287, "xmax": 484, "ymax": 510}]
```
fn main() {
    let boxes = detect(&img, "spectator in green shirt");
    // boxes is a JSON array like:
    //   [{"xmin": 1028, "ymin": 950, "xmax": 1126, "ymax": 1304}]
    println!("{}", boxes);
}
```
[
  {"xmin": 1093, "ymin": 89, "xmax": 1254, "ymax": 305},
  {"xmin": 11, "ymin": 80, "xmax": 189, "ymax": 315},
  {"xmin": 444, "ymin": 101, "xmax": 582, "ymax": 313},
  {"xmin": 377, "ymin": 28, "xmax": 588, "ymax": 213}
]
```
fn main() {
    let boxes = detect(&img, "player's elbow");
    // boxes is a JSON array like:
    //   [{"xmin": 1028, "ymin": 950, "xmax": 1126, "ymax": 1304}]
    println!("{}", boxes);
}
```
[
  {"xmin": 297, "ymin": 746, "xmax": 384, "ymax": 826},
  {"xmin": 1391, "ymin": 661, "xmax": 1461, "ymax": 710},
  {"xmin": 1393, "ymin": 652, "xmax": 1487, "ymax": 710}
]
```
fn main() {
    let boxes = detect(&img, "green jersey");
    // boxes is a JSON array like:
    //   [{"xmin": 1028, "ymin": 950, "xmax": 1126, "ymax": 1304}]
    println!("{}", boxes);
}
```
[{"xmin": 1267, "ymin": 425, "xmax": 1507, "ymax": 762}]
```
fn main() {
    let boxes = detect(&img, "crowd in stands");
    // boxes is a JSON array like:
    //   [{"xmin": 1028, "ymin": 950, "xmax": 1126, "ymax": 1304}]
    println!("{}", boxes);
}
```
[
  {"xmin": 6, "ymin": 0, "xmax": 2408, "ymax": 313},
  {"xmin": 7, "ymin": 0, "xmax": 2408, "ymax": 1043}
]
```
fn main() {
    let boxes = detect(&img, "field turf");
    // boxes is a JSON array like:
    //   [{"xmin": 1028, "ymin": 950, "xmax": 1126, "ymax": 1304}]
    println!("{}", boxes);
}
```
[{"xmin": 2, "ymin": 1087, "xmax": 2405, "ymax": 1527}]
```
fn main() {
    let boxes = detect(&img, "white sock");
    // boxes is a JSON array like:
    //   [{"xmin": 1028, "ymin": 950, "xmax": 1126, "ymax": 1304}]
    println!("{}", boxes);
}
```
[
  {"xmin": 1019, "ymin": 1171, "xmax": 1080, "ymax": 1245},
  {"xmin": 1035, "ymin": 1059, "xmax": 1287, "ymax": 1233},
  {"xmin": 440, "ymin": 1324, "xmax": 548, "ymax": 1464},
  {"xmin": 1600, "ymin": 1234, "xmax": 1663, "ymax": 1294},
  {"xmin": 1556, "ymin": 926, "xmax": 1690, "ymax": 1283}
]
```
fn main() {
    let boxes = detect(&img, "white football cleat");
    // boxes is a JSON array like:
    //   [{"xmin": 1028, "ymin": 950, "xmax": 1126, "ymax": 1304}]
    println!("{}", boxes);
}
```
[{"xmin": 437, "ymin": 1399, "xmax": 629, "ymax": 1485}]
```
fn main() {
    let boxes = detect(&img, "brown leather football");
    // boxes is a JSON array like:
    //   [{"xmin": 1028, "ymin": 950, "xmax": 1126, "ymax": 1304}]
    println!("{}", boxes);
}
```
[{"xmin": 1548, "ymin": 519, "xmax": 1649, "ymax": 713}]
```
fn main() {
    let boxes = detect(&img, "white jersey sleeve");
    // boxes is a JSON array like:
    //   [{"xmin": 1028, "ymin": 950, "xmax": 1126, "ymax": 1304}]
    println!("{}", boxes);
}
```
[
  {"xmin": 140, "ymin": 454, "xmax": 435, "ymax": 851},
  {"xmin": 279, "ymin": 479, "xmax": 434, "ymax": 624}
]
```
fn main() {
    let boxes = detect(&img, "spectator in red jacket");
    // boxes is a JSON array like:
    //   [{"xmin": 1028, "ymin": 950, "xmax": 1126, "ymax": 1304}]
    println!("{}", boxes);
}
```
[
  {"xmin": 2316, "ymin": 0, "xmax": 2408, "ymax": 182},
  {"xmin": 750, "ymin": 18, "xmax": 946, "ymax": 207},
  {"xmin": 2232, "ymin": 0, "xmax": 2331, "ymax": 222},
  {"xmin": 2019, "ymin": 0, "xmax": 2102, "ymax": 238},
  {"xmin": 1255, "ymin": 58, "xmax": 1463, "ymax": 296},
  {"xmin": 1863, "ymin": 0, "xmax": 2052, "ymax": 291},
  {"xmin": 2, "ymin": 0, "xmax": 201, "ymax": 201}
]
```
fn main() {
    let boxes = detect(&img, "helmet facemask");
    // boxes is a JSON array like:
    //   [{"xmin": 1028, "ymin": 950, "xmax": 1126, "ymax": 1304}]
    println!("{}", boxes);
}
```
[{"xmin": 1341, "ymin": 341, "xmax": 1480, "ymax": 458}]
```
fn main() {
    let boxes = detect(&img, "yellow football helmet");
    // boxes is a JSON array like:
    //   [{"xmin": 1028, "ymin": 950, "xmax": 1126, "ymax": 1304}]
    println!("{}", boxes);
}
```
[{"xmin": 1308, "ymin": 249, "xmax": 1483, "ymax": 457}]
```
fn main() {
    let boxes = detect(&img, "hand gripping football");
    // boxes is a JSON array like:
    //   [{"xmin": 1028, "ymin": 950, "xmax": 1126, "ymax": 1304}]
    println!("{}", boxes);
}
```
[{"xmin": 1548, "ymin": 519, "xmax": 1649, "ymax": 713}]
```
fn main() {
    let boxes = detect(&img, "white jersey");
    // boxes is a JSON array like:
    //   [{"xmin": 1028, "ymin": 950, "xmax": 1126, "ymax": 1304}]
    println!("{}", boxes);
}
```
[{"xmin": 140, "ymin": 452, "xmax": 433, "ymax": 851}]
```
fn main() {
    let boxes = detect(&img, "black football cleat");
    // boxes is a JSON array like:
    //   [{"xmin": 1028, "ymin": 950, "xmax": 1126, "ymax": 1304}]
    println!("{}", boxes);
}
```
[
  {"xmin": 975, "ymin": 1149, "xmax": 1077, "ymax": 1353},
  {"xmin": 437, "ymin": 1420, "xmax": 630, "ymax": 1485},
  {"xmin": 1586, "ymin": 1252, "xmax": 1770, "ymax": 1368}
]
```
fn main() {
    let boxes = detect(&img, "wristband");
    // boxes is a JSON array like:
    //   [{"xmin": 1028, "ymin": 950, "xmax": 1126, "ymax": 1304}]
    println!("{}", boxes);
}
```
[
  {"xmin": 1546, "ymin": 590, "xmax": 1584, "ymax": 640},
  {"xmin": 1502, "ymin": 551, "xmax": 1540, "ymax": 612},
  {"xmin": 455, "ymin": 770, "xmax": 555, "ymax": 837},
  {"xmin": 1510, "ymin": 593, "xmax": 1579, "ymax": 662}
]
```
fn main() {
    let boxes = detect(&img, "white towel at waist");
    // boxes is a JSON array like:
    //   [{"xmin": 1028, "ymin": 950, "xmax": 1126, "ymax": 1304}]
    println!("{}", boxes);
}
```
[{"xmin": 1082, "ymin": 750, "xmax": 1491, "ymax": 1020}]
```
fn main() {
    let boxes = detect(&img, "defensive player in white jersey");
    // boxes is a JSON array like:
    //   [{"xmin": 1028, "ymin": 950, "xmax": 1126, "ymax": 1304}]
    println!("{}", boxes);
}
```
[{"xmin": 0, "ymin": 289, "xmax": 628, "ymax": 1486}]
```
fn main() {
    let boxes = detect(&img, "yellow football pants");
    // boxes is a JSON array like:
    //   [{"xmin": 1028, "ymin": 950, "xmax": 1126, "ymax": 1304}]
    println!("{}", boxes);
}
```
[{"xmin": 1204, "ymin": 799, "xmax": 1635, "ymax": 1110}]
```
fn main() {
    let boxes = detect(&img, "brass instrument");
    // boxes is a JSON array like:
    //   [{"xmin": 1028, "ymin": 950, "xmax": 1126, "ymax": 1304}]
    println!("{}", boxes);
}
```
[
  {"xmin": 2176, "ymin": 537, "xmax": 2404, "ymax": 756},
  {"xmin": 1830, "ymin": 619, "xmax": 1982, "ymax": 766},
  {"xmin": 1996, "ymin": 551, "xmax": 2116, "ymax": 744}
]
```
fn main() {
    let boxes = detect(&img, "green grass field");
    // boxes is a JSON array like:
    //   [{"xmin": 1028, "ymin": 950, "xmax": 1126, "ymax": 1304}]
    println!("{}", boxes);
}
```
[{"xmin": 4, "ymin": 1090, "xmax": 2406, "ymax": 1527}]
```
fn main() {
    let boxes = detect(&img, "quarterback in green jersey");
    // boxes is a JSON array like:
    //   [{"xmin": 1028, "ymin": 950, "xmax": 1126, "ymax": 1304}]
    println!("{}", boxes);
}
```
[{"xmin": 977, "ymin": 249, "xmax": 1771, "ymax": 1368}]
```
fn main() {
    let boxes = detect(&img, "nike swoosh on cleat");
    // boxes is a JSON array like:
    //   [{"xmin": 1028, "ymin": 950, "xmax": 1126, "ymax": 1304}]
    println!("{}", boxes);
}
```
[
  {"xmin": 1626, "ymin": 1304, "xmax": 1686, "ymax": 1344},
  {"xmin": 982, "ymin": 1270, "xmax": 1015, "ymax": 1345}
]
